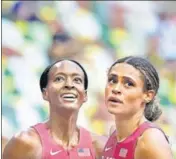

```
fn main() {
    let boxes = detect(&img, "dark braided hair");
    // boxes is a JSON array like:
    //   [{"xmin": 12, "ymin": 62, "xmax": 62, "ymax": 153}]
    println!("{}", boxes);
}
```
[
  {"xmin": 40, "ymin": 59, "xmax": 88, "ymax": 92},
  {"xmin": 108, "ymin": 56, "xmax": 162, "ymax": 122}
]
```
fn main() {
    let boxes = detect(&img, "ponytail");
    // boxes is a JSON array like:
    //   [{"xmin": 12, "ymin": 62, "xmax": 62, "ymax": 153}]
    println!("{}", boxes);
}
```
[{"xmin": 144, "ymin": 96, "xmax": 162, "ymax": 122}]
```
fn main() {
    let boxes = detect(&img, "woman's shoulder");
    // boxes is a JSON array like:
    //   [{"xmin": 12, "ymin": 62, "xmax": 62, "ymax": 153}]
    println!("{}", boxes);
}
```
[
  {"xmin": 135, "ymin": 128, "xmax": 173, "ymax": 159},
  {"xmin": 3, "ymin": 128, "xmax": 41, "ymax": 159}
]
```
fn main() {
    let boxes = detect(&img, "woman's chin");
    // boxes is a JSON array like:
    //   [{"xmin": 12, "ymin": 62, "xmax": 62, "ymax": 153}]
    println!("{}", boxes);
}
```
[{"xmin": 107, "ymin": 107, "xmax": 124, "ymax": 115}]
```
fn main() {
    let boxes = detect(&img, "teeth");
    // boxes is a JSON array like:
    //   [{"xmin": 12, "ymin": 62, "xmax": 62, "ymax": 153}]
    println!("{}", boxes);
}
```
[
  {"xmin": 62, "ymin": 94, "xmax": 77, "ymax": 102},
  {"xmin": 62, "ymin": 94, "xmax": 76, "ymax": 98},
  {"xmin": 63, "ymin": 98, "xmax": 75, "ymax": 101}
]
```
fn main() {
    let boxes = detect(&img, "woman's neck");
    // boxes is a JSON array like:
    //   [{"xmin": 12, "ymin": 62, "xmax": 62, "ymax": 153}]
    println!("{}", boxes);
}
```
[
  {"xmin": 115, "ymin": 112, "xmax": 147, "ymax": 142},
  {"xmin": 47, "ymin": 108, "xmax": 79, "ymax": 149}
]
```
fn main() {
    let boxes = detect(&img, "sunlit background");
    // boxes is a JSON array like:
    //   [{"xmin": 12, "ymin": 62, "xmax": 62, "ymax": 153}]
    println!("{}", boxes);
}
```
[{"xmin": 2, "ymin": 1, "xmax": 176, "ymax": 157}]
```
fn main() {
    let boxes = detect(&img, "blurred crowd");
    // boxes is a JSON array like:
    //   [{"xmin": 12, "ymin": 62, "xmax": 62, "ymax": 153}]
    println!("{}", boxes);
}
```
[{"xmin": 2, "ymin": 1, "xmax": 176, "ymax": 157}]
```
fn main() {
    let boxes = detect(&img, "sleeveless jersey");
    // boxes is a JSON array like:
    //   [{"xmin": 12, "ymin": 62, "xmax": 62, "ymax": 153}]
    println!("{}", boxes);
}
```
[
  {"xmin": 101, "ymin": 121, "xmax": 168, "ymax": 159},
  {"xmin": 32, "ymin": 123, "xmax": 95, "ymax": 159}
]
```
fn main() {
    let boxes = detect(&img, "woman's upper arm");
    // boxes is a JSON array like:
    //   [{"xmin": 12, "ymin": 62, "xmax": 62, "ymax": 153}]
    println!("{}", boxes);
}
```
[
  {"xmin": 109, "ymin": 125, "xmax": 116, "ymax": 136},
  {"xmin": 2, "ymin": 136, "xmax": 9, "ymax": 154},
  {"xmin": 91, "ymin": 133, "xmax": 109, "ymax": 159},
  {"xmin": 3, "ymin": 130, "xmax": 40, "ymax": 159},
  {"xmin": 135, "ymin": 128, "xmax": 174, "ymax": 159}
]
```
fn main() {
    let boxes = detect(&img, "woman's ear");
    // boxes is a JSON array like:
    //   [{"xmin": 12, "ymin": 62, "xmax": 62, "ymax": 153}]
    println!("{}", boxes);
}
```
[
  {"xmin": 83, "ymin": 90, "xmax": 88, "ymax": 103},
  {"xmin": 144, "ymin": 90, "xmax": 155, "ymax": 103},
  {"xmin": 42, "ymin": 88, "xmax": 49, "ymax": 101}
]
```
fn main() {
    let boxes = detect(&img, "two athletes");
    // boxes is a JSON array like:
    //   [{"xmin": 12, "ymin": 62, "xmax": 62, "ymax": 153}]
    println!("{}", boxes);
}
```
[{"xmin": 3, "ymin": 57, "xmax": 173, "ymax": 159}]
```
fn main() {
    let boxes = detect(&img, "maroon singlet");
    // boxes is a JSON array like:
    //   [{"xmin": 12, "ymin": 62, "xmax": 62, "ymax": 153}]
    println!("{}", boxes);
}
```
[
  {"xmin": 32, "ymin": 123, "xmax": 95, "ymax": 159},
  {"xmin": 101, "ymin": 121, "xmax": 168, "ymax": 159}
]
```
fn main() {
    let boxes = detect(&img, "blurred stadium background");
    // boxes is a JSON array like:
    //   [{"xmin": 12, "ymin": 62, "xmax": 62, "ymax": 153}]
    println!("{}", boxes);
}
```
[{"xmin": 2, "ymin": 1, "xmax": 176, "ymax": 157}]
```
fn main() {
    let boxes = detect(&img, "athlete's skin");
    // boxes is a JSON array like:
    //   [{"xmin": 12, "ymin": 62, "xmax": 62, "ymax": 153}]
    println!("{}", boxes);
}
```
[
  {"xmin": 3, "ymin": 60, "xmax": 108, "ymax": 159},
  {"xmin": 102, "ymin": 58, "xmax": 173, "ymax": 159}
]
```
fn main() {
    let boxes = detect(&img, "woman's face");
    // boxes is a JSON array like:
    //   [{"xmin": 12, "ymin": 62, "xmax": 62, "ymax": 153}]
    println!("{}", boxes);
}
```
[
  {"xmin": 42, "ymin": 60, "xmax": 87, "ymax": 111},
  {"xmin": 105, "ymin": 63, "xmax": 152, "ymax": 118}
]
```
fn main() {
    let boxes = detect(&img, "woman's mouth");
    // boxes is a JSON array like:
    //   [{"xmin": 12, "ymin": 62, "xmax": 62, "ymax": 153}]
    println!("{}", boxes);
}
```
[
  {"xmin": 108, "ymin": 96, "xmax": 123, "ymax": 104},
  {"xmin": 61, "ymin": 93, "xmax": 77, "ymax": 102}
]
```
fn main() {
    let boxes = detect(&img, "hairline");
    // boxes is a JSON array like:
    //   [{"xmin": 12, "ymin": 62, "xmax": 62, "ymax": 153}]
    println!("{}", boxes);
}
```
[
  {"xmin": 41, "ymin": 59, "xmax": 87, "ymax": 92},
  {"xmin": 48, "ymin": 59, "xmax": 85, "ymax": 77}
]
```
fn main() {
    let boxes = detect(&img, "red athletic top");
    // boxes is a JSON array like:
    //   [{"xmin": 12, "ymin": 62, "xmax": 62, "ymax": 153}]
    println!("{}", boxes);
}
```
[
  {"xmin": 101, "ymin": 121, "xmax": 168, "ymax": 159},
  {"xmin": 32, "ymin": 123, "xmax": 95, "ymax": 159}
]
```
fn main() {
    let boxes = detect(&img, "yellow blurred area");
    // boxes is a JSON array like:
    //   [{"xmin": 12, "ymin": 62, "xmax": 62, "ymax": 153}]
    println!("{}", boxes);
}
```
[
  {"xmin": 109, "ymin": 28, "xmax": 128, "ymax": 46},
  {"xmin": 15, "ymin": 20, "xmax": 29, "ymax": 35},
  {"xmin": 39, "ymin": 6, "xmax": 57, "ymax": 21},
  {"xmin": 2, "ymin": 1, "xmax": 176, "ymax": 156},
  {"xmin": 2, "ymin": 1, "xmax": 15, "ymax": 9},
  {"xmin": 91, "ymin": 120, "xmax": 106, "ymax": 135}
]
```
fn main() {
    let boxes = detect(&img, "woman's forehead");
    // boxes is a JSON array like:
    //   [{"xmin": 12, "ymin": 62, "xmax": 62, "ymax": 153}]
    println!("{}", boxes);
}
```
[
  {"xmin": 49, "ymin": 60, "xmax": 84, "ymax": 76},
  {"xmin": 109, "ymin": 63, "xmax": 143, "ymax": 79}
]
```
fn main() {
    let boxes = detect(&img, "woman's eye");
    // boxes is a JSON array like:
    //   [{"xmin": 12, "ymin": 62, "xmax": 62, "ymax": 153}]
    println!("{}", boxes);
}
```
[
  {"xmin": 74, "ymin": 77, "xmax": 82, "ymax": 84},
  {"xmin": 55, "ymin": 76, "xmax": 64, "ymax": 82},
  {"xmin": 108, "ymin": 77, "xmax": 117, "ymax": 84},
  {"xmin": 125, "ymin": 81, "xmax": 134, "ymax": 87}
]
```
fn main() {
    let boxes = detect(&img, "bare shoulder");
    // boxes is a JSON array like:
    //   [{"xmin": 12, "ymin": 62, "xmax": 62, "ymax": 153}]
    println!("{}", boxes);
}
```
[
  {"xmin": 109, "ymin": 124, "xmax": 116, "ymax": 136},
  {"xmin": 89, "ymin": 132, "xmax": 108, "ymax": 159},
  {"xmin": 2, "ymin": 136, "xmax": 9, "ymax": 153},
  {"xmin": 3, "ymin": 128, "xmax": 42, "ymax": 159},
  {"xmin": 135, "ymin": 128, "xmax": 173, "ymax": 159}
]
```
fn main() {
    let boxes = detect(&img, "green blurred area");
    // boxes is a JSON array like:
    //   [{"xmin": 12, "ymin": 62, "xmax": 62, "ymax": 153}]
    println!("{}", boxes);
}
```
[{"xmin": 2, "ymin": 1, "xmax": 176, "ymax": 156}]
